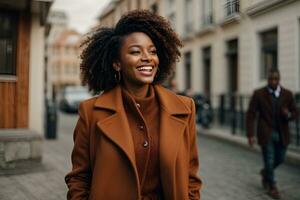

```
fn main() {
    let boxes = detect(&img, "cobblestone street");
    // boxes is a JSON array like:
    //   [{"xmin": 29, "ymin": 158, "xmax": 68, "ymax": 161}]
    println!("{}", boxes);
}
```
[
  {"xmin": 0, "ymin": 112, "xmax": 299, "ymax": 200},
  {"xmin": 198, "ymin": 136, "xmax": 300, "ymax": 200}
]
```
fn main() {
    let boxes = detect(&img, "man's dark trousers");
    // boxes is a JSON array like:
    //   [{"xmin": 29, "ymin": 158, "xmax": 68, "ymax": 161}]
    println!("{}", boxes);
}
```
[{"xmin": 261, "ymin": 130, "xmax": 287, "ymax": 185}]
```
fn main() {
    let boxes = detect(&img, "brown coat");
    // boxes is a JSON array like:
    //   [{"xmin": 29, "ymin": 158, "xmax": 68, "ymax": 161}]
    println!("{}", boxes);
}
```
[
  {"xmin": 65, "ymin": 84, "xmax": 202, "ymax": 200},
  {"xmin": 246, "ymin": 86, "xmax": 298, "ymax": 146}
]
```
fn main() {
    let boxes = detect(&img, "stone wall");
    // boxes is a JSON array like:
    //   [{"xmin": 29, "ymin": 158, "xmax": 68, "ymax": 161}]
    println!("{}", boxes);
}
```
[{"xmin": 0, "ymin": 129, "xmax": 43, "ymax": 174}]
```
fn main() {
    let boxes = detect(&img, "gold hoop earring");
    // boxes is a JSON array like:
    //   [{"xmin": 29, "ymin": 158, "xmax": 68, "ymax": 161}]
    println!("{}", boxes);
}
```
[{"xmin": 115, "ymin": 70, "xmax": 121, "ymax": 83}]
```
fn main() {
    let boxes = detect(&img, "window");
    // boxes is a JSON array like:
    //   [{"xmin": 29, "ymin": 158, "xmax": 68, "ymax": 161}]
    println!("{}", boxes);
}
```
[
  {"xmin": 66, "ymin": 47, "xmax": 71, "ymax": 55},
  {"xmin": 167, "ymin": 0, "xmax": 175, "ymax": 10},
  {"xmin": 53, "ymin": 65, "xmax": 59, "ymax": 76},
  {"xmin": 168, "ymin": 13, "xmax": 176, "ymax": 30},
  {"xmin": 73, "ymin": 65, "xmax": 77, "ymax": 74},
  {"xmin": 226, "ymin": 39, "xmax": 238, "ymax": 93},
  {"xmin": 65, "ymin": 64, "xmax": 71, "ymax": 74},
  {"xmin": 260, "ymin": 29, "xmax": 277, "ymax": 80},
  {"xmin": 167, "ymin": 0, "xmax": 176, "ymax": 30},
  {"xmin": 52, "ymin": 65, "xmax": 56, "ymax": 75},
  {"xmin": 137, "ymin": 0, "xmax": 141, "ymax": 9},
  {"xmin": 299, "ymin": 19, "xmax": 300, "ymax": 89},
  {"xmin": 202, "ymin": 46, "xmax": 211, "ymax": 98},
  {"xmin": 202, "ymin": 0, "xmax": 213, "ymax": 26},
  {"xmin": 151, "ymin": 3, "xmax": 158, "ymax": 14},
  {"xmin": 225, "ymin": 0, "xmax": 239, "ymax": 17},
  {"xmin": 53, "ymin": 47, "xmax": 59, "ymax": 55},
  {"xmin": 52, "ymin": 65, "xmax": 55, "ymax": 75},
  {"xmin": 184, "ymin": 52, "xmax": 192, "ymax": 90},
  {"xmin": 185, "ymin": 0, "xmax": 193, "ymax": 33},
  {"xmin": 0, "ymin": 11, "xmax": 18, "ymax": 75}
]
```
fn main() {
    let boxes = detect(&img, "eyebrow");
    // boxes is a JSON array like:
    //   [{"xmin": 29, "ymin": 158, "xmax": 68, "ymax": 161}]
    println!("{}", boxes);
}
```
[{"xmin": 128, "ymin": 44, "xmax": 156, "ymax": 49}]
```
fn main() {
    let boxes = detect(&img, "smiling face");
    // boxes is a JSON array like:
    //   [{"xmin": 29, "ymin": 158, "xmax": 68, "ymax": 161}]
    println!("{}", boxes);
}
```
[
  {"xmin": 268, "ymin": 71, "xmax": 280, "ymax": 90},
  {"xmin": 114, "ymin": 32, "xmax": 159, "ymax": 91}
]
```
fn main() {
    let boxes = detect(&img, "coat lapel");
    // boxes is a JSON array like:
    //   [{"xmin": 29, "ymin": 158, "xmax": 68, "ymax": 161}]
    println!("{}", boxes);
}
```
[
  {"xmin": 278, "ymin": 86, "xmax": 285, "ymax": 107},
  {"xmin": 264, "ymin": 86, "xmax": 285, "ymax": 110},
  {"xmin": 263, "ymin": 87, "xmax": 273, "ymax": 112},
  {"xmin": 94, "ymin": 85, "xmax": 138, "ymax": 182},
  {"xmin": 154, "ymin": 85, "xmax": 191, "ymax": 197}
]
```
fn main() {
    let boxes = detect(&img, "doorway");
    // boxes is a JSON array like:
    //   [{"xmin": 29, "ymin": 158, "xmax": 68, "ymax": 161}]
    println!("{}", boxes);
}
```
[
  {"xmin": 202, "ymin": 46, "xmax": 211, "ymax": 98},
  {"xmin": 226, "ymin": 39, "xmax": 238, "ymax": 94}
]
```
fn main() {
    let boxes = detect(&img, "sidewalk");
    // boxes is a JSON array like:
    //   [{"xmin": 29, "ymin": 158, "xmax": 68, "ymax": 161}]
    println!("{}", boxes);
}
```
[
  {"xmin": 197, "ymin": 134, "xmax": 300, "ymax": 200},
  {"xmin": 197, "ymin": 125, "xmax": 300, "ymax": 168},
  {"xmin": 0, "ymin": 132, "xmax": 71, "ymax": 200}
]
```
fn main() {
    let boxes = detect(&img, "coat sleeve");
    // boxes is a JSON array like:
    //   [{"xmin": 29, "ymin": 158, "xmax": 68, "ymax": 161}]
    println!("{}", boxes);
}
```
[
  {"xmin": 188, "ymin": 98, "xmax": 202, "ymax": 200},
  {"xmin": 287, "ymin": 92, "xmax": 299, "ymax": 121},
  {"xmin": 246, "ymin": 91, "xmax": 258, "ymax": 138},
  {"xmin": 65, "ymin": 103, "xmax": 91, "ymax": 200}
]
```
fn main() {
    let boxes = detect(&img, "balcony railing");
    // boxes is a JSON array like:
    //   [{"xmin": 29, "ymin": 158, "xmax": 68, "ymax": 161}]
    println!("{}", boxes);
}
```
[
  {"xmin": 213, "ymin": 93, "xmax": 300, "ymax": 148},
  {"xmin": 202, "ymin": 14, "xmax": 213, "ymax": 26},
  {"xmin": 184, "ymin": 22, "xmax": 194, "ymax": 36},
  {"xmin": 225, "ymin": 0, "xmax": 240, "ymax": 17}
]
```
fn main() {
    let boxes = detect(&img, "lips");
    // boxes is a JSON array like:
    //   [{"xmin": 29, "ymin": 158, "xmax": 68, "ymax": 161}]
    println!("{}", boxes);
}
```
[
  {"xmin": 137, "ymin": 65, "xmax": 153, "ymax": 72},
  {"xmin": 136, "ymin": 65, "xmax": 155, "ymax": 77}
]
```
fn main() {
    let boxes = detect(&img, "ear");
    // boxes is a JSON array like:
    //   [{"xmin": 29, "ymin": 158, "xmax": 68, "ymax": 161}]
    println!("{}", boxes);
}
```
[{"xmin": 113, "ymin": 62, "xmax": 121, "ymax": 71}]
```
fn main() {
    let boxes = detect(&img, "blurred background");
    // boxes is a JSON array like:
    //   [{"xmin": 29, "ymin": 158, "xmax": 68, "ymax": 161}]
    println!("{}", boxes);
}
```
[{"xmin": 0, "ymin": 0, "xmax": 300, "ymax": 199}]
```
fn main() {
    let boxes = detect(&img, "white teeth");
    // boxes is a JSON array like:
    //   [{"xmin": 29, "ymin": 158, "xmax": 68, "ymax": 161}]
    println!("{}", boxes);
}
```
[{"xmin": 138, "ymin": 66, "xmax": 153, "ymax": 71}]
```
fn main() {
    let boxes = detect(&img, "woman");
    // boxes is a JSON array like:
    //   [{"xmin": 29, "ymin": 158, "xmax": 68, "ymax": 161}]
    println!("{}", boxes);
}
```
[{"xmin": 65, "ymin": 10, "xmax": 201, "ymax": 200}]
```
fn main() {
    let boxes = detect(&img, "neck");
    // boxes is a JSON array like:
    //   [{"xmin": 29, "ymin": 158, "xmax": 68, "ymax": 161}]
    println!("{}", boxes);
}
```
[{"xmin": 123, "ymin": 84, "xmax": 150, "ymax": 98}]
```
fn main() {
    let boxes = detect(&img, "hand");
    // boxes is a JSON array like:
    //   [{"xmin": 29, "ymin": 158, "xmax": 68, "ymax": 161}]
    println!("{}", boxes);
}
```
[
  {"xmin": 281, "ymin": 107, "xmax": 290, "ymax": 118},
  {"xmin": 248, "ymin": 136, "xmax": 255, "ymax": 147},
  {"xmin": 281, "ymin": 107, "xmax": 290, "ymax": 116}
]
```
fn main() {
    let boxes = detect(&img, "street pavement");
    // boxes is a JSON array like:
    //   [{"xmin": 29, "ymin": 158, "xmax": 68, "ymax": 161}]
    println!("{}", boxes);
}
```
[
  {"xmin": 0, "ymin": 112, "xmax": 299, "ymax": 200},
  {"xmin": 199, "ymin": 135, "xmax": 300, "ymax": 200}
]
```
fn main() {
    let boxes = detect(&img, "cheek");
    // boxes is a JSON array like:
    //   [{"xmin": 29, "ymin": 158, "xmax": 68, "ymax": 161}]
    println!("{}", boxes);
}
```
[
  {"xmin": 154, "ymin": 56, "xmax": 159, "ymax": 66},
  {"xmin": 120, "ymin": 58, "xmax": 138, "ymax": 70},
  {"xmin": 122, "ymin": 67, "xmax": 136, "ymax": 78}
]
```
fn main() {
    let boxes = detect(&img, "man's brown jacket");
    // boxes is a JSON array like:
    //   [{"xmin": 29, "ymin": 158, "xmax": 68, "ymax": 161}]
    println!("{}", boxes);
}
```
[{"xmin": 246, "ymin": 86, "xmax": 298, "ymax": 146}]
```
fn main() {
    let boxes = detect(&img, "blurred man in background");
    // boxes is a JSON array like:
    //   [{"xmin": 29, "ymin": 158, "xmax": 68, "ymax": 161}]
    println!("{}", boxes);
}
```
[{"xmin": 246, "ymin": 68, "xmax": 298, "ymax": 199}]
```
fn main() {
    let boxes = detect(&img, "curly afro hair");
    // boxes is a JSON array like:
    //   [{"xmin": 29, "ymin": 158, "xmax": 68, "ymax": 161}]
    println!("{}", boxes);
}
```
[{"xmin": 80, "ymin": 9, "xmax": 183, "ymax": 93}]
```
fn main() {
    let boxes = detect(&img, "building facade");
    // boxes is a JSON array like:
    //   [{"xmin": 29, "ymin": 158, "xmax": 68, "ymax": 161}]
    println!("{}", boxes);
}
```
[
  {"xmin": 48, "ymin": 29, "xmax": 81, "ymax": 99},
  {"xmin": 45, "ymin": 10, "xmax": 68, "ymax": 100},
  {"xmin": 0, "ymin": 0, "xmax": 52, "ymax": 170},
  {"xmin": 98, "ymin": 0, "xmax": 161, "ymax": 27},
  {"xmin": 98, "ymin": 0, "xmax": 300, "ymax": 104},
  {"xmin": 166, "ymin": 0, "xmax": 300, "ymax": 108}
]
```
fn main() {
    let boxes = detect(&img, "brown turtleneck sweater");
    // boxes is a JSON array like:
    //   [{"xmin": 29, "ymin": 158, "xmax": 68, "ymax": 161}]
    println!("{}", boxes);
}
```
[{"xmin": 122, "ymin": 86, "xmax": 162, "ymax": 199}]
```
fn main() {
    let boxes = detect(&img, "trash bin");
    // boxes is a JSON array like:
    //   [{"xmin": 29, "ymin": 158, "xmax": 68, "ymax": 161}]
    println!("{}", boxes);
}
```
[{"xmin": 45, "ymin": 100, "xmax": 58, "ymax": 139}]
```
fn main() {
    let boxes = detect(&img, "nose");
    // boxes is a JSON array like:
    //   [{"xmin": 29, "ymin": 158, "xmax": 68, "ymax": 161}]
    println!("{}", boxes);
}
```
[{"xmin": 141, "ymin": 51, "xmax": 152, "ymax": 61}]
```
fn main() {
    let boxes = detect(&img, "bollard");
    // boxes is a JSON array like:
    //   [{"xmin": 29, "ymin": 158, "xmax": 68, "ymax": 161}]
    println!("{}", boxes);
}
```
[{"xmin": 45, "ymin": 100, "xmax": 58, "ymax": 139}]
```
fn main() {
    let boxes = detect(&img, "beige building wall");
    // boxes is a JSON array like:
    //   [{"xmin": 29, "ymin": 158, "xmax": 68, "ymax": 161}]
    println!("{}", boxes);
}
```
[
  {"xmin": 99, "ymin": 0, "xmax": 161, "ymax": 27},
  {"xmin": 166, "ymin": 0, "xmax": 300, "ymax": 107},
  {"xmin": 244, "ymin": 1, "xmax": 300, "ymax": 93},
  {"xmin": 29, "ymin": 14, "xmax": 46, "ymax": 134}
]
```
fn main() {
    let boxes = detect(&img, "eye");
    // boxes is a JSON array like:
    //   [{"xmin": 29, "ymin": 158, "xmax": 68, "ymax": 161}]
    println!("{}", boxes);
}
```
[
  {"xmin": 150, "ymin": 49, "xmax": 157, "ymax": 55},
  {"xmin": 129, "ymin": 50, "xmax": 140, "ymax": 55}
]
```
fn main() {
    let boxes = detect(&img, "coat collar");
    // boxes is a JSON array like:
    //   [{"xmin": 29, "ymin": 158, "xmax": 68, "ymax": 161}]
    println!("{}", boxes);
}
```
[
  {"xmin": 94, "ymin": 84, "xmax": 191, "ymax": 116},
  {"xmin": 267, "ymin": 85, "xmax": 281, "ymax": 98},
  {"xmin": 263, "ymin": 86, "xmax": 285, "ymax": 111}
]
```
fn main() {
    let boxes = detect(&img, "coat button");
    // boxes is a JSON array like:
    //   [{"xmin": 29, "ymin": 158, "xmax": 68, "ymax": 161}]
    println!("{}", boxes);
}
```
[{"xmin": 143, "ymin": 141, "xmax": 149, "ymax": 147}]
